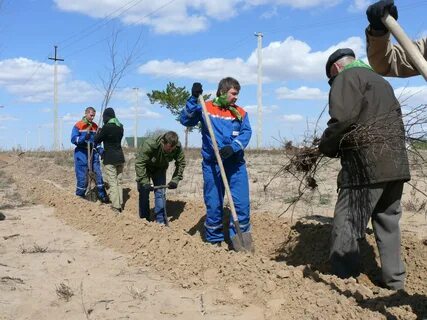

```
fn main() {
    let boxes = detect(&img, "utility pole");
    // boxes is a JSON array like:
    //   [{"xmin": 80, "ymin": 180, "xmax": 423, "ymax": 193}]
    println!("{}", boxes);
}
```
[
  {"xmin": 48, "ymin": 45, "xmax": 64, "ymax": 151},
  {"xmin": 38, "ymin": 125, "xmax": 41, "ymax": 150},
  {"xmin": 133, "ymin": 87, "xmax": 140, "ymax": 149},
  {"xmin": 254, "ymin": 32, "xmax": 263, "ymax": 149},
  {"xmin": 25, "ymin": 130, "xmax": 30, "ymax": 151},
  {"xmin": 59, "ymin": 116, "xmax": 64, "ymax": 151}
]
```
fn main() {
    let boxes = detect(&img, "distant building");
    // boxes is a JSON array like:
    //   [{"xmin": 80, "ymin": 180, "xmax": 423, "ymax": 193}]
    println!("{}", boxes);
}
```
[{"xmin": 124, "ymin": 137, "xmax": 147, "ymax": 149}]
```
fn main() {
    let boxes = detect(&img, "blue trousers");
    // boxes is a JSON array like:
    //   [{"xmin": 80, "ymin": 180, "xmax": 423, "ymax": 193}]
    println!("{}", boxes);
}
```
[
  {"xmin": 202, "ymin": 159, "xmax": 251, "ymax": 243},
  {"xmin": 74, "ymin": 149, "xmax": 106, "ymax": 200},
  {"xmin": 138, "ymin": 170, "xmax": 167, "ymax": 224}
]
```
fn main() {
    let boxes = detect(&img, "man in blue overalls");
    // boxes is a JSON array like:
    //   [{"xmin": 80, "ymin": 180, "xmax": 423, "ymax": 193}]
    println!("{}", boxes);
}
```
[
  {"xmin": 180, "ymin": 77, "xmax": 252, "ymax": 247},
  {"xmin": 71, "ymin": 106, "xmax": 107, "ymax": 202}
]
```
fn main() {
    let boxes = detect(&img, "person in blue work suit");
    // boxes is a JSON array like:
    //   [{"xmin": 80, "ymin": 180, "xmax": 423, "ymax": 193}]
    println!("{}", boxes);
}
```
[
  {"xmin": 71, "ymin": 106, "xmax": 107, "ymax": 202},
  {"xmin": 180, "ymin": 77, "xmax": 252, "ymax": 247}
]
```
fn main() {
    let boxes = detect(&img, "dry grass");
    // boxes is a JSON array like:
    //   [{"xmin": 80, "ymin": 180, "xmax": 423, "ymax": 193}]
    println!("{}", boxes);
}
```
[
  {"xmin": 402, "ymin": 183, "xmax": 427, "ymax": 214},
  {"xmin": 20, "ymin": 243, "xmax": 48, "ymax": 254},
  {"xmin": 127, "ymin": 285, "xmax": 147, "ymax": 300},
  {"xmin": 56, "ymin": 282, "xmax": 74, "ymax": 301}
]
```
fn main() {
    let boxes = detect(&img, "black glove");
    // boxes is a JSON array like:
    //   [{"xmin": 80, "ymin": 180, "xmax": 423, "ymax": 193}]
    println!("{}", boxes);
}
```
[
  {"xmin": 219, "ymin": 145, "xmax": 234, "ymax": 159},
  {"xmin": 142, "ymin": 183, "xmax": 154, "ymax": 192},
  {"xmin": 167, "ymin": 181, "xmax": 177, "ymax": 189},
  {"xmin": 191, "ymin": 82, "xmax": 203, "ymax": 98},
  {"xmin": 366, "ymin": 0, "xmax": 398, "ymax": 31}
]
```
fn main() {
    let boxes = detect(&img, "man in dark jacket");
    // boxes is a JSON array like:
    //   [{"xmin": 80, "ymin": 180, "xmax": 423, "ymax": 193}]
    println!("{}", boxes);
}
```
[
  {"xmin": 135, "ymin": 131, "xmax": 186, "ymax": 224},
  {"xmin": 320, "ymin": 48, "xmax": 410, "ymax": 290},
  {"xmin": 94, "ymin": 108, "xmax": 125, "ymax": 213}
]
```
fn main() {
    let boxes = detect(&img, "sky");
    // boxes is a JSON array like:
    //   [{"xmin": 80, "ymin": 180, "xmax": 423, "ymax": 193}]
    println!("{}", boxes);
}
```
[{"xmin": 0, "ymin": 0, "xmax": 426, "ymax": 150}]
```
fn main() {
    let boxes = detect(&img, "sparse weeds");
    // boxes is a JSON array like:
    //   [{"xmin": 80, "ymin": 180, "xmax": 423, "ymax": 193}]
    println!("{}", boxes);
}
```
[
  {"xmin": 127, "ymin": 285, "xmax": 147, "ymax": 300},
  {"xmin": 402, "ymin": 183, "xmax": 427, "ymax": 214},
  {"xmin": 56, "ymin": 282, "xmax": 74, "ymax": 301},
  {"xmin": 20, "ymin": 243, "xmax": 48, "ymax": 254}
]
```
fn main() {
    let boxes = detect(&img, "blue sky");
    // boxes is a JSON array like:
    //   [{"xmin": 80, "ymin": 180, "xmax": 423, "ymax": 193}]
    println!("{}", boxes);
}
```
[{"xmin": 0, "ymin": 0, "xmax": 426, "ymax": 150}]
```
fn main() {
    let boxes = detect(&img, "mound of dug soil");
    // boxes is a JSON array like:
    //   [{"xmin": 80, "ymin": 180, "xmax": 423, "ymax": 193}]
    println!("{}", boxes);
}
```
[{"xmin": 3, "ymin": 153, "xmax": 427, "ymax": 319}]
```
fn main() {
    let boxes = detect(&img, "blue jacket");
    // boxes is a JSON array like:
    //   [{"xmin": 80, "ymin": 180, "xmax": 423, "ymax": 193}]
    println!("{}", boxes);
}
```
[
  {"xmin": 180, "ymin": 96, "xmax": 252, "ymax": 162},
  {"xmin": 71, "ymin": 118, "xmax": 103, "ymax": 155}
]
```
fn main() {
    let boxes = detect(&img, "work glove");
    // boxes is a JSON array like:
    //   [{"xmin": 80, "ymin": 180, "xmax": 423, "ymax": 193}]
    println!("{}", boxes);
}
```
[
  {"xmin": 219, "ymin": 145, "xmax": 234, "ymax": 159},
  {"xmin": 366, "ymin": 0, "xmax": 398, "ymax": 31},
  {"xmin": 142, "ymin": 183, "xmax": 154, "ymax": 192},
  {"xmin": 191, "ymin": 82, "xmax": 203, "ymax": 99},
  {"xmin": 167, "ymin": 181, "xmax": 177, "ymax": 189}
]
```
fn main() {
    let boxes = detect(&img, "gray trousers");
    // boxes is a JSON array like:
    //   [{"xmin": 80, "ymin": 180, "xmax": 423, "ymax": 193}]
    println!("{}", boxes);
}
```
[{"xmin": 330, "ymin": 181, "xmax": 406, "ymax": 290}]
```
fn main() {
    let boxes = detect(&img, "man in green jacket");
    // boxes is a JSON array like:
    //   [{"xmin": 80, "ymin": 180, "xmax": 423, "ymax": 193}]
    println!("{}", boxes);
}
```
[
  {"xmin": 320, "ymin": 48, "xmax": 410, "ymax": 290},
  {"xmin": 135, "ymin": 131, "xmax": 186, "ymax": 224}
]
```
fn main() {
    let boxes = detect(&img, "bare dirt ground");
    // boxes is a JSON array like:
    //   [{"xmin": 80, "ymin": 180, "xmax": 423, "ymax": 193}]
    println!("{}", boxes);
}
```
[{"xmin": 0, "ymin": 149, "xmax": 426, "ymax": 319}]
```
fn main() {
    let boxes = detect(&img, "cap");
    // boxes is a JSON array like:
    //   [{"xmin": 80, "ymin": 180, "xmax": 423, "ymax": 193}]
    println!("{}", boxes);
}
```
[{"xmin": 325, "ymin": 48, "xmax": 355, "ymax": 78}]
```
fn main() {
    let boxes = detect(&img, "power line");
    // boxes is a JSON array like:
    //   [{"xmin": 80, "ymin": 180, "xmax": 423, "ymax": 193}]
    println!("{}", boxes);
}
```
[{"xmin": 59, "ymin": 0, "xmax": 145, "ymax": 50}]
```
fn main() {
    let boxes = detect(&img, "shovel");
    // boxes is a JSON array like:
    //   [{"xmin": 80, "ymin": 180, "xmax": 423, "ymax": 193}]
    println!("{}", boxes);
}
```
[
  {"xmin": 198, "ymin": 96, "xmax": 253, "ymax": 253},
  {"xmin": 382, "ymin": 11, "xmax": 427, "ymax": 80},
  {"xmin": 153, "ymin": 185, "xmax": 169, "ymax": 226},
  {"xmin": 85, "ymin": 141, "xmax": 98, "ymax": 202}
]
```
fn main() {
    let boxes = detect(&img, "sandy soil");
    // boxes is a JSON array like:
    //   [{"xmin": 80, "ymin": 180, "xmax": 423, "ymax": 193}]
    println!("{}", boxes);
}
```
[{"xmin": 0, "ymin": 150, "xmax": 426, "ymax": 319}]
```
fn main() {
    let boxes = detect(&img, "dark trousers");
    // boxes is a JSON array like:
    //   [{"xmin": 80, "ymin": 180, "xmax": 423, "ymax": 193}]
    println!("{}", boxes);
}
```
[
  {"xmin": 330, "ymin": 181, "xmax": 406, "ymax": 290},
  {"xmin": 137, "ymin": 170, "xmax": 166, "ymax": 223}
]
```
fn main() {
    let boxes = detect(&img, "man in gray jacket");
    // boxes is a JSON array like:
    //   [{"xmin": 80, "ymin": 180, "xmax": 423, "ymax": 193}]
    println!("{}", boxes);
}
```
[
  {"xmin": 320, "ymin": 48, "xmax": 410, "ymax": 290},
  {"xmin": 365, "ymin": 0, "xmax": 427, "ymax": 77}
]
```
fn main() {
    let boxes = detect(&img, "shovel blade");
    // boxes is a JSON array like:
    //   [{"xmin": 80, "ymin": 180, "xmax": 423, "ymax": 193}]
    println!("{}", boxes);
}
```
[
  {"xmin": 85, "ymin": 188, "xmax": 98, "ymax": 202},
  {"xmin": 231, "ymin": 232, "xmax": 254, "ymax": 253}
]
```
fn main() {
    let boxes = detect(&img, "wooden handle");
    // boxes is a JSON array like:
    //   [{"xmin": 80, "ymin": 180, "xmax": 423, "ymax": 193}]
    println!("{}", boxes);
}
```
[
  {"xmin": 198, "ymin": 96, "xmax": 240, "ymax": 223},
  {"xmin": 382, "ymin": 12, "xmax": 427, "ymax": 81}
]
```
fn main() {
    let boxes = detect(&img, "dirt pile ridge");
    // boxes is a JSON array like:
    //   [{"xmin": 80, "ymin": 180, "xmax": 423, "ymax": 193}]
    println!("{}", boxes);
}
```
[{"xmin": 2, "ymin": 153, "xmax": 426, "ymax": 319}]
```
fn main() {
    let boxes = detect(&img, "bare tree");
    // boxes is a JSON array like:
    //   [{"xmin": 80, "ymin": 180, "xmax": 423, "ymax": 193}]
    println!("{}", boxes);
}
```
[{"xmin": 99, "ymin": 27, "xmax": 143, "ymax": 120}]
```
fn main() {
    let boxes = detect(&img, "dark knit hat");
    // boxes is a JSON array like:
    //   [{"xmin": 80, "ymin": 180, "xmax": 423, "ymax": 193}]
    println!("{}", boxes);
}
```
[
  {"xmin": 325, "ymin": 48, "xmax": 355, "ymax": 78},
  {"xmin": 103, "ymin": 107, "xmax": 116, "ymax": 124}
]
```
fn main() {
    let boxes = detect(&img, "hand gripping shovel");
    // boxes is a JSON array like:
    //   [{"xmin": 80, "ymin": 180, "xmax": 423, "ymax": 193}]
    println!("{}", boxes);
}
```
[
  {"xmin": 153, "ymin": 185, "xmax": 169, "ymax": 226},
  {"xmin": 85, "ymin": 141, "xmax": 98, "ymax": 202},
  {"xmin": 382, "ymin": 11, "xmax": 427, "ymax": 80},
  {"xmin": 198, "ymin": 96, "xmax": 253, "ymax": 253}
]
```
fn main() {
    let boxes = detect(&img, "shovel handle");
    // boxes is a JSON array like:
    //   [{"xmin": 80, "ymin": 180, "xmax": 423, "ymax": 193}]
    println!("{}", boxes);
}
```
[
  {"xmin": 198, "ymin": 96, "xmax": 243, "ymax": 234},
  {"xmin": 152, "ymin": 185, "xmax": 168, "ymax": 190},
  {"xmin": 382, "ymin": 12, "xmax": 427, "ymax": 81}
]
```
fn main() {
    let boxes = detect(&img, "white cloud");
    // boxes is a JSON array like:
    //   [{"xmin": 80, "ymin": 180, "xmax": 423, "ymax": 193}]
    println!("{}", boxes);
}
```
[
  {"xmin": 276, "ymin": 86, "xmax": 328, "ymax": 100},
  {"xmin": 244, "ymin": 104, "xmax": 277, "ymax": 114},
  {"xmin": 0, "ymin": 58, "xmax": 100, "ymax": 104},
  {"xmin": 0, "ymin": 115, "xmax": 18, "ymax": 121},
  {"xmin": 54, "ymin": 0, "xmax": 343, "ymax": 35},
  {"xmin": 394, "ymin": 85, "xmax": 427, "ymax": 107},
  {"xmin": 139, "ymin": 36, "xmax": 365, "ymax": 83},
  {"xmin": 116, "ymin": 106, "xmax": 162, "ymax": 120},
  {"xmin": 282, "ymin": 114, "xmax": 304, "ymax": 122},
  {"xmin": 348, "ymin": 0, "xmax": 370, "ymax": 12}
]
